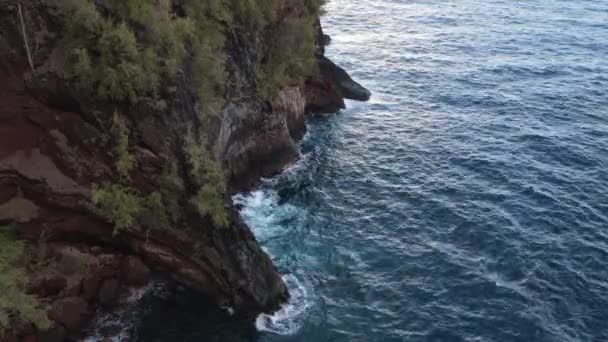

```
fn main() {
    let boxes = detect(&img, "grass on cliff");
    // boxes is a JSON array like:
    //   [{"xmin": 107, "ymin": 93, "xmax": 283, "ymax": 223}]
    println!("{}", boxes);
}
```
[{"xmin": 0, "ymin": 226, "xmax": 50, "ymax": 333}]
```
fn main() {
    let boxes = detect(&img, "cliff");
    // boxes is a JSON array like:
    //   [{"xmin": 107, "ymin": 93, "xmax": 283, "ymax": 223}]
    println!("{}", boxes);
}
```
[{"xmin": 0, "ymin": 0, "xmax": 369, "ymax": 340}]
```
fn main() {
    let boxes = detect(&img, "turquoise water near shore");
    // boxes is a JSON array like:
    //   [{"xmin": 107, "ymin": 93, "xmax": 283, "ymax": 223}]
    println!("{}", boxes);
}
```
[{"xmin": 130, "ymin": 0, "xmax": 608, "ymax": 341}]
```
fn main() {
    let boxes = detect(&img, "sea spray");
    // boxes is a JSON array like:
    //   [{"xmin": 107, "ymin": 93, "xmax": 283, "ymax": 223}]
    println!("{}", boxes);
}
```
[
  {"xmin": 84, "ymin": 281, "xmax": 165, "ymax": 341},
  {"xmin": 234, "ymin": 186, "xmax": 315, "ymax": 335},
  {"xmin": 255, "ymin": 274, "xmax": 312, "ymax": 335}
]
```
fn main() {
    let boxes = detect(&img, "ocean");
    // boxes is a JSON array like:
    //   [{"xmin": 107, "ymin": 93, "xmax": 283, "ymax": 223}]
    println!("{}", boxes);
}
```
[{"xmin": 131, "ymin": 0, "xmax": 608, "ymax": 340}]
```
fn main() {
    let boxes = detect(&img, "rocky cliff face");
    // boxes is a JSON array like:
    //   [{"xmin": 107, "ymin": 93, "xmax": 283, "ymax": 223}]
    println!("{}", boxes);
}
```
[{"xmin": 0, "ymin": 1, "xmax": 369, "ymax": 340}]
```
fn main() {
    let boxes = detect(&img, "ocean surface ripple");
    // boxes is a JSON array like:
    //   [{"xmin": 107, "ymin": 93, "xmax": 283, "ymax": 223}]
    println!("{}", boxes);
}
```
[{"xmin": 133, "ymin": 0, "xmax": 608, "ymax": 341}]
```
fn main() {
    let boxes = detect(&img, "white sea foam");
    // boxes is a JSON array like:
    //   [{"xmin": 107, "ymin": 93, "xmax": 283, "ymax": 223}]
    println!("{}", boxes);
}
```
[
  {"xmin": 83, "ymin": 314, "xmax": 130, "ymax": 342},
  {"xmin": 233, "ymin": 189, "xmax": 300, "ymax": 242},
  {"xmin": 234, "ymin": 188, "xmax": 314, "ymax": 336},
  {"xmin": 255, "ymin": 274, "xmax": 312, "ymax": 335},
  {"xmin": 84, "ymin": 281, "xmax": 162, "ymax": 342}
]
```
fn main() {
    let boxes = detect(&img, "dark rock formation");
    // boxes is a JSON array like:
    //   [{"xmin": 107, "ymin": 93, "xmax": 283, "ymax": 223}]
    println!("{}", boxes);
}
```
[
  {"xmin": 322, "ymin": 56, "xmax": 371, "ymax": 102},
  {"xmin": 98, "ymin": 279, "xmax": 120, "ymax": 307},
  {"xmin": 307, "ymin": 56, "xmax": 371, "ymax": 109},
  {"xmin": 81, "ymin": 276, "xmax": 101, "ymax": 302},
  {"xmin": 48, "ymin": 297, "xmax": 90, "ymax": 332},
  {"xmin": 122, "ymin": 256, "xmax": 151, "ymax": 287},
  {"xmin": 27, "ymin": 274, "xmax": 68, "ymax": 298},
  {"xmin": 306, "ymin": 21, "xmax": 371, "ymax": 114}
]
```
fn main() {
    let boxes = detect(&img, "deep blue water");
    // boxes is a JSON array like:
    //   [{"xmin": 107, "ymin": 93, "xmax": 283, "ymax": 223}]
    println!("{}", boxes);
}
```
[{"xmin": 124, "ymin": 0, "xmax": 608, "ymax": 341}]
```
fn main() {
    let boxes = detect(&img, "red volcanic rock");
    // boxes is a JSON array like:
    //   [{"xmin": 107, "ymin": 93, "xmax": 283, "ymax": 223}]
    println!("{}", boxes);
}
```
[
  {"xmin": 122, "ymin": 256, "xmax": 151, "ymax": 287},
  {"xmin": 27, "ymin": 274, "xmax": 67, "ymax": 298},
  {"xmin": 48, "ymin": 297, "xmax": 90, "ymax": 331},
  {"xmin": 81, "ymin": 276, "xmax": 101, "ymax": 302},
  {"xmin": 98, "ymin": 279, "xmax": 120, "ymax": 307}
]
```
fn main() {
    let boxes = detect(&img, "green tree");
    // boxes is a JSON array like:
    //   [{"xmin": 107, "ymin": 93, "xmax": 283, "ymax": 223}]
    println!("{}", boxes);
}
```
[
  {"xmin": 91, "ymin": 183, "xmax": 143, "ymax": 236},
  {"xmin": 111, "ymin": 112, "xmax": 135, "ymax": 179},
  {"xmin": 0, "ymin": 226, "xmax": 50, "ymax": 333},
  {"xmin": 184, "ymin": 131, "xmax": 228, "ymax": 227}
]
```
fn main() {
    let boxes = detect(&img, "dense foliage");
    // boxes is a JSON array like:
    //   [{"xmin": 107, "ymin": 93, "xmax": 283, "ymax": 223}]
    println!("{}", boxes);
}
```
[
  {"xmin": 111, "ymin": 112, "xmax": 135, "ymax": 179},
  {"xmin": 92, "ymin": 183, "xmax": 144, "ymax": 236},
  {"xmin": 69, "ymin": 0, "xmax": 325, "ymax": 231},
  {"xmin": 92, "ymin": 113, "xmax": 170, "ymax": 235},
  {"xmin": 59, "ymin": 0, "xmax": 324, "ymax": 105},
  {"xmin": 184, "ymin": 130, "xmax": 228, "ymax": 227},
  {"xmin": 0, "ymin": 226, "xmax": 50, "ymax": 333}
]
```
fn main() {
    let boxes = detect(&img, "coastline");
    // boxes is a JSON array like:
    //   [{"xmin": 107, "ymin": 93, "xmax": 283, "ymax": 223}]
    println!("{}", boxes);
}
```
[{"xmin": 0, "ymin": 1, "xmax": 369, "ymax": 340}]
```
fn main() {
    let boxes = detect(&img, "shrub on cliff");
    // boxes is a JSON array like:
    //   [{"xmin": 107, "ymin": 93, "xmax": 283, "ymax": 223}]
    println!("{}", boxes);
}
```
[
  {"xmin": 190, "ymin": 185, "xmax": 228, "ymax": 228},
  {"xmin": 92, "ymin": 112, "xmax": 179, "ymax": 234},
  {"xmin": 111, "ymin": 112, "xmax": 135, "ymax": 179},
  {"xmin": 180, "ymin": 0, "xmax": 231, "ymax": 120},
  {"xmin": 91, "ymin": 183, "xmax": 144, "ymax": 236},
  {"xmin": 61, "ymin": 0, "xmax": 159, "ymax": 102},
  {"xmin": 92, "ymin": 127, "xmax": 230, "ymax": 232},
  {"xmin": 92, "ymin": 183, "xmax": 177, "ymax": 235},
  {"xmin": 0, "ymin": 226, "xmax": 50, "ymax": 334},
  {"xmin": 141, "ymin": 191, "xmax": 170, "ymax": 230},
  {"xmin": 303, "ymin": 0, "xmax": 327, "ymax": 15},
  {"xmin": 159, "ymin": 161, "xmax": 185, "ymax": 225},
  {"xmin": 60, "ymin": 0, "xmax": 223, "ymax": 106},
  {"xmin": 231, "ymin": 0, "xmax": 275, "ymax": 31},
  {"xmin": 184, "ymin": 131, "xmax": 228, "ymax": 227},
  {"xmin": 257, "ymin": 15, "xmax": 318, "ymax": 99}
]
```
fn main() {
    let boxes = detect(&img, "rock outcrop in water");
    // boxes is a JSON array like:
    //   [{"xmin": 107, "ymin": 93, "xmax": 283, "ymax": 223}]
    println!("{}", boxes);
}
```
[{"xmin": 0, "ymin": 0, "xmax": 369, "ymax": 340}]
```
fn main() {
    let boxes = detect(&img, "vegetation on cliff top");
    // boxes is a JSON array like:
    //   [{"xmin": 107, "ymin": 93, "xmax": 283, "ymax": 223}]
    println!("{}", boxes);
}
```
[
  {"xmin": 0, "ymin": 226, "xmax": 50, "ymax": 334},
  {"xmin": 64, "ymin": 0, "xmax": 324, "ymax": 232},
  {"xmin": 59, "ymin": 0, "xmax": 324, "ymax": 105}
]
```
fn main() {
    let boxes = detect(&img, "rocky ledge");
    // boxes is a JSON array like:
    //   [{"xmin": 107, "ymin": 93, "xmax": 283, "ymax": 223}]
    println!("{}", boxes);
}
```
[{"xmin": 0, "ymin": 1, "xmax": 369, "ymax": 341}]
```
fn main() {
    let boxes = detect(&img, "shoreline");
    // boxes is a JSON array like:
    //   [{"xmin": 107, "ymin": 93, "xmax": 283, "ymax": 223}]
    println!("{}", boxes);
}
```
[{"xmin": 0, "ymin": 1, "xmax": 369, "ymax": 340}]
